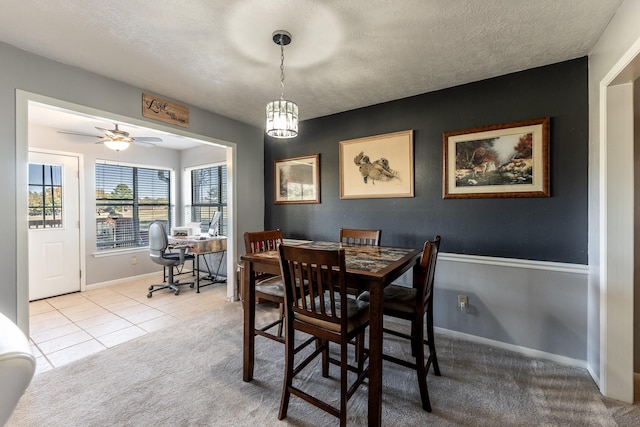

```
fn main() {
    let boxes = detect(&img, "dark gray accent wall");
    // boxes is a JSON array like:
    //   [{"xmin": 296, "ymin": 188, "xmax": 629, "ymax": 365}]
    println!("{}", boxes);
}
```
[{"xmin": 265, "ymin": 58, "xmax": 588, "ymax": 264}]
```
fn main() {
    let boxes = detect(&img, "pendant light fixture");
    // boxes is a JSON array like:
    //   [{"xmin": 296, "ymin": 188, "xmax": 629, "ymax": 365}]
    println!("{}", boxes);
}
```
[
  {"xmin": 103, "ymin": 139, "xmax": 131, "ymax": 151},
  {"xmin": 266, "ymin": 30, "xmax": 298, "ymax": 138}
]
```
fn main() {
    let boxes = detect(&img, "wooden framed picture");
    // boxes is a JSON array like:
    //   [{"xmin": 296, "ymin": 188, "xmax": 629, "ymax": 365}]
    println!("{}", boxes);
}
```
[
  {"xmin": 443, "ymin": 118, "xmax": 550, "ymax": 199},
  {"xmin": 339, "ymin": 130, "xmax": 414, "ymax": 199},
  {"xmin": 274, "ymin": 154, "xmax": 320, "ymax": 204}
]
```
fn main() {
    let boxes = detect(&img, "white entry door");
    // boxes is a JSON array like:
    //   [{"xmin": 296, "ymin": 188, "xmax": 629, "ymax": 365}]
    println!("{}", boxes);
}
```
[{"xmin": 28, "ymin": 151, "xmax": 81, "ymax": 301}]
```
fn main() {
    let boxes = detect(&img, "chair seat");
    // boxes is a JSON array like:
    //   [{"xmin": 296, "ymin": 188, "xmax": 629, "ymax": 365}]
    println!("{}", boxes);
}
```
[
  {"xmin": 168, "ymin": 246, "xmax": 196, "ymax": 259},
  {"xmin": 255, "ymin": 275, "xmax": 285, "ymax": 298},
  {"xmin": 296, "ymin": 296, "xmax": 369, "ymax": 333},
  {"xmin": 163, "ymin": 252, "xmax": 195, "ymax": 262},
  {"xmin": 358, "ymin": 284, "xmax": 417, "ymax": 315}
]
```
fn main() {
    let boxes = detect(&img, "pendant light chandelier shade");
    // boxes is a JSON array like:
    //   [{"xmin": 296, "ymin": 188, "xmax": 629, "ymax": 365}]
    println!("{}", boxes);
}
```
[
  {"xmin": 266, "ymin": 99, "xmax": 298, "ymax": 138},
  {"xmin": 266, "ymin": 30, "xmax": 298, "ymax": 139}
]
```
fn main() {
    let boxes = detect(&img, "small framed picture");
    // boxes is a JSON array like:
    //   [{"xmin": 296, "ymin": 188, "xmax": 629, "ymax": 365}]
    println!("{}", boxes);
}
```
[
  {"xmin": 274, "ymin": 154, "xmax": 320, "ymax": 204},
  {"xmin": 443, "ymin": 118, "xmax": 550, "ymax": 199},
  {"xmin": 339, "ymin": 130, "xmax": 414, "ymax": 199}
]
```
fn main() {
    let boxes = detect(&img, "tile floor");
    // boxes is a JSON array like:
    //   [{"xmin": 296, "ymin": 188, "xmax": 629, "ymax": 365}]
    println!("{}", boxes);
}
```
[{"xmin": 28, "ymin": 272, "xmax": 230, "ymax": 375}]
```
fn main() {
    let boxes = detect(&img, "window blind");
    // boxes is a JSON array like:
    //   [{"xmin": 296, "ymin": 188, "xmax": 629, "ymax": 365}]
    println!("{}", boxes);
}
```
[{"xmin": 95, "ymin": 162, "xmax": 171, "ymax": 251}]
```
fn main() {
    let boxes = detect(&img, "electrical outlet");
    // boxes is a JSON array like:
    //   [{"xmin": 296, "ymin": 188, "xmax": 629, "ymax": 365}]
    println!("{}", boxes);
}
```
[
  {"xmin": 131, "ymin": 256, "xmax": 138, "ymax": 265},
  {"xmin": 457, "ymin": 295, "xmax": 468, "ymax": 311}
]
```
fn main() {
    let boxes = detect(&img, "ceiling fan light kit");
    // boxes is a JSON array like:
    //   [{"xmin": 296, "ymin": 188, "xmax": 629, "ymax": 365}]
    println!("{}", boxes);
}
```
[
  {"xmin": 103, "ymin": 139, "xmax": 130, "ymax": 151},
  {"xmin": 266, "ymin": 30, "xmax": 298, "ymax": 139}
]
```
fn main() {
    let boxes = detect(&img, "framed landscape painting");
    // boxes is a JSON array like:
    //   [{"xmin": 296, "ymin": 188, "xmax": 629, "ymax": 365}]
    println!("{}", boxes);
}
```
[
  {"xmin": 339, "ymin": 130, "xmax": 414, "ymax": 199},
  {"xmin": 443, "ymin": 118, "xmax": 550, "ymax": 199},
  {"xmin": 274, "ymin": 154, "xmax": 320, "ymax": 204}
]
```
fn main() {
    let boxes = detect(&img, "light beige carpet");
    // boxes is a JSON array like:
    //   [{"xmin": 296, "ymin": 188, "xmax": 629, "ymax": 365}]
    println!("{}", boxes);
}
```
[{"xmin": 8, "ymin": 302, "xmax": 640, "ymax": 426}]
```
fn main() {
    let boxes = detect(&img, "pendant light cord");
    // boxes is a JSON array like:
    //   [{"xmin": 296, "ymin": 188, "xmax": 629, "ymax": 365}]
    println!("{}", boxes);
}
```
[{"xmin": 279, "ymin": 35, "xmax": 286, "ymax": 100}]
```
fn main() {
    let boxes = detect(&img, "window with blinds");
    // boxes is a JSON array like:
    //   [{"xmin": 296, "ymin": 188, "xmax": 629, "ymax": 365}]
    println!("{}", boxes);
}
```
[
  {"xmin": 95, "ymin": 162, "xmax": 171, "ymax": 251},
  {"xmin": 190, "ymin": 164, "xmax": 227, "ymax": 236}
]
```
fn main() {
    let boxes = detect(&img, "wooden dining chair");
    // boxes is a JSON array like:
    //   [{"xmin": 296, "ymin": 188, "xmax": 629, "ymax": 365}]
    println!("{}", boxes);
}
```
[
  {"xmin": 339, "ymin": 228, "xmax": 381, "ymax": 246},
  {"xmin": 243, "ymin": 229, "xmax": 286, "ymax": 342},
  {"xmin": 277, "ymin": 244, "xmax": 369, "ymax": 427},
  {"xmin": 359, "ymin": 236, "xmax": 441, "ymax": 412}
]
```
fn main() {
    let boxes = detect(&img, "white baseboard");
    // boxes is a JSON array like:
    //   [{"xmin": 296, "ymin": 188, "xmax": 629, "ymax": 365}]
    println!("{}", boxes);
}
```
[
  {"xmin": 85, "ymin": 272, "xmax": 159, "ymax": 291},
  {"xmin": 435, "ymin": 326, "xmax": 589, "ymax": 371}
]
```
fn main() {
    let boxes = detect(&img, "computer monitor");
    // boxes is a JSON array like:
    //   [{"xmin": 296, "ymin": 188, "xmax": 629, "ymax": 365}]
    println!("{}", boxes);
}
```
[{"xmin": 208, "ymin": 211, "xmax": 222, "ymax": 236}]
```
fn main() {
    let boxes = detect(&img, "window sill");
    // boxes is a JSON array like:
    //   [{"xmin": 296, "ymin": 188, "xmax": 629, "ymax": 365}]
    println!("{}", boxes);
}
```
[{"xmin": 93, "ymin": 247, "xmax": 149, "ymax": 258}]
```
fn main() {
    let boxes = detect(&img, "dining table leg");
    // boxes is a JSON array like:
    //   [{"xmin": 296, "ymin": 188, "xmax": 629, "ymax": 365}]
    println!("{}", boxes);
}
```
[
  {"xmin": 242, "ymin": 261, "xmax": 256, "ymax": 382},
  {"xmin": 368, "ymin": 282, "xmax": 383, "ymax": 426}
]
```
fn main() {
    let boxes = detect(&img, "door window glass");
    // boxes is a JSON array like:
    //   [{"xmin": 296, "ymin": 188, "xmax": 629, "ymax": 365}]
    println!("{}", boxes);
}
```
[{"xmin": 28, "ymin": 163, "xmax": 63, "ymax": 229}]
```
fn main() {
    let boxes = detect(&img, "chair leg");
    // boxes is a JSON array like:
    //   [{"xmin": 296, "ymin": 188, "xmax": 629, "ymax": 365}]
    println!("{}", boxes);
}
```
[
  {"xmin": 276, "ymin": 303, "xmax": 284, "ymax": 338},
  {"xmin": 340, "ymin": 339, "xmax": 348, "ymax": 427},
  {"xmin": 356, "ymin": 331, "xmax": 366, "ymax": 373},
  {"xmin": 426, "ymin": 309, "xmax": 441, "ymax": 376},
  {"xmin": 410, "ymin": 319, "xmax": 418, "ymax": 357},
  {"xmin": 279, "ymin": 319, "xmax": 294, "ymax": 420},
  {"xmin": 414, "ymin": 319, "xmax": 432, "ymax": 412},
  {"xmin": 321, "ymin": 339, "xmax": 330, "ymax": 378}
]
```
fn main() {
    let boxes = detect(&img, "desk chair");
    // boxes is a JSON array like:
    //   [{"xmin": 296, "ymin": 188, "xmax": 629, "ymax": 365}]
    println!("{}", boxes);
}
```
[
  {"xmin": 359, "ymin": 236, "xmax": 441, "ymax": 411},
  {"xmin": 278, "ymin": 244, "xmax": 369, "ymax": 427},
  {"xmin": 339, "ymin": 228, "xmax": 381, "ymax": 246},
  {"xmin": 147, "ymin": 221, "xmax": 194, "ymax": 298},
  {"xmin": 243, "ymin": 229, "xmax": 286, "ymax": 341}
]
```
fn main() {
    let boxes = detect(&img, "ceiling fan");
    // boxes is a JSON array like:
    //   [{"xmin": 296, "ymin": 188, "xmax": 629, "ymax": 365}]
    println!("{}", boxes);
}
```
[{"xmin": 58, "ymin": 124, "xmax": 162, "ymax": 151}]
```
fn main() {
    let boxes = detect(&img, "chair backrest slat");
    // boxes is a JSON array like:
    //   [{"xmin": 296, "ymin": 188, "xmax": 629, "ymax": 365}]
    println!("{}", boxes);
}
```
[
  {"xmin": 279, "ymin": 244, "xmax": 347, "ymax": 327},
  {"xmin": 244, "ymin": 229, "xmax": 283, "ymax": 254},
  {"xmin": 339, "ymin": 228, "xmax": 381, "ymax": 246}
]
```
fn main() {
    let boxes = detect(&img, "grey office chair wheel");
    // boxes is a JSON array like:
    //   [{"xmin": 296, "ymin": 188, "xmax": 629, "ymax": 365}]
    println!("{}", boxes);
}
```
[
  {"xmin": 174, "ymin": 290, "xmax": 180, "ymax": 295},
  {"xmin": 147, "ymin": 292, "xmax": 152, "ymax": 298},
  {"xmin": 148, "ymin": 286, "xmax": 154, "ymax": 291},
  {"xmin": 190, "ymin": 283, "xmax": 195, "ymax": 288}
]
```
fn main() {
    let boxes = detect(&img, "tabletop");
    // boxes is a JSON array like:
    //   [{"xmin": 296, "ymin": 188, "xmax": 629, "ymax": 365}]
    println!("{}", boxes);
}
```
[{"xmin": 242, "ymin": 241, "xmax": 418, "ymax": 278}]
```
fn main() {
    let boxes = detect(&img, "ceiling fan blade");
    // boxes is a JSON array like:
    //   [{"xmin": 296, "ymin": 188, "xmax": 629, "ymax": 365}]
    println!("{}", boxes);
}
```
[
  {"xmin": 57, "ymin": 130, "xmax": 104, "ymax": 139},
  {"xmin": 132, "ymin": 137, "xmax": 162, "ymax": 143},
  {"xmin": 131, "ymin": 140, "xmax": 155, "ymax": 148}
]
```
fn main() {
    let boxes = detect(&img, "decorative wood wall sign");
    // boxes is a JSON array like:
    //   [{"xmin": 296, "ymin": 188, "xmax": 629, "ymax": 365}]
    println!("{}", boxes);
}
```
[{"xmin": 142, "ymin": 93, "xmax": 189, "ymax": 128}]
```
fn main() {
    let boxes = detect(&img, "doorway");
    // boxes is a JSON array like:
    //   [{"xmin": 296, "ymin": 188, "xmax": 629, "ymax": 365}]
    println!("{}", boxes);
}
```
[
  {"xmin": 15, "ymin": 91, "xmax": 238, "ymax": 332},
  {"xmin": 600, "ymin": 38, "xmax": 640, "ymax": 403},
  {"xmin": 28, "ymin": 151, "xmax": 81, "ymax": 300}
]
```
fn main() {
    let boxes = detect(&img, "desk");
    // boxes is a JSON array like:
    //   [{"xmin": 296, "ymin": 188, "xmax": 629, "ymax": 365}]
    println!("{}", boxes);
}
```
[
  {"xmin": 169, "ymin": 235, "xmax": 227, "ymax": 292},
  {"xmin": 241, "ymin": 241, "xmax": 421, "ymax": 427}
]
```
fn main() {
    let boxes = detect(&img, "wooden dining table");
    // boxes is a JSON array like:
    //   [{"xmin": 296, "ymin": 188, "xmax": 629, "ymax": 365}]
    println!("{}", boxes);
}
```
[{"xmin": 241, "ymin": 240, "xmax": 421, "ymax": 427}]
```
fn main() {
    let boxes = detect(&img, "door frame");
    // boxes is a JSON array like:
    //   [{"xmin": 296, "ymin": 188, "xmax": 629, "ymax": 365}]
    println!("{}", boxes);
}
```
[
  {"xmin": 28, "ymin": 148, "xmax": 86, "ymax": 299},
  {"xmin": 599, "ymin": 35, "xmax": 640, "ymax": 402},
  {"xmin": 15, "ymin": 91, "xmax": 238, "ymax": 332}
]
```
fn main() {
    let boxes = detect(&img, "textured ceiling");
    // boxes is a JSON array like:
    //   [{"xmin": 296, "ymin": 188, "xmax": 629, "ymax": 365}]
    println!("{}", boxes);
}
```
[{"xmin": 0, "ymin": 0, "xmax": 623, "ymax": 130}]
